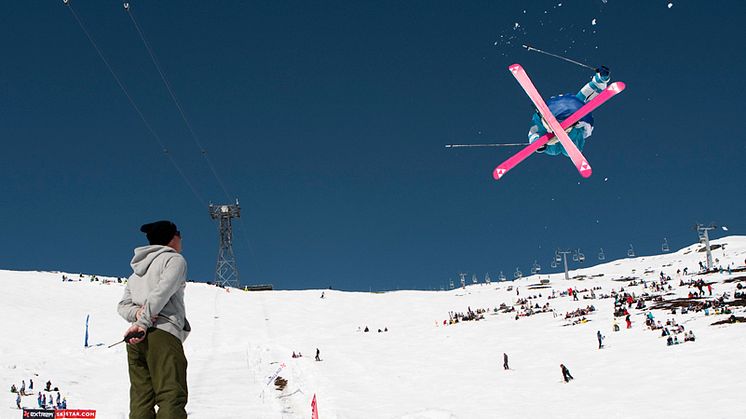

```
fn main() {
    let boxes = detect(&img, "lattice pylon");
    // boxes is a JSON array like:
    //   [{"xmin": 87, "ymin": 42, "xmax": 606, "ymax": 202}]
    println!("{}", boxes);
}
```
[{"xmin": 209, "ymin": 201, "xmax": 241, "ymax": 288}]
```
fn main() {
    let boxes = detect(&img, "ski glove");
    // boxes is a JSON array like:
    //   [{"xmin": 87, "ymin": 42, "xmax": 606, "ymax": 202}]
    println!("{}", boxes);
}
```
[{"xmin": 596, "ymin": 65, "xmax": 610, "ymax": 79}]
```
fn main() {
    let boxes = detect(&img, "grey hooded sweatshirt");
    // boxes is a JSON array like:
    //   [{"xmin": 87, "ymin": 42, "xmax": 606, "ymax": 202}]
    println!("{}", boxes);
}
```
[{"xmin": 117, "ymin": 245, "xmax": 191, "ymax": 342}]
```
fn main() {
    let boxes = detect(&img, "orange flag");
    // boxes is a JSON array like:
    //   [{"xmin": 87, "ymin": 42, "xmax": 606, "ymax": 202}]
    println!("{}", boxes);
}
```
[{"xmin": 311, "ymin": 394, "xmax": 319, "ymax": 419}]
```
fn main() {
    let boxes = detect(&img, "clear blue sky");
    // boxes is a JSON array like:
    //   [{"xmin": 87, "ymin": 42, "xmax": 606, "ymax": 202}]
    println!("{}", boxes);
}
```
[{"xmin": 2, "ymin": 1, "xmax": 744, "ymax": 290}]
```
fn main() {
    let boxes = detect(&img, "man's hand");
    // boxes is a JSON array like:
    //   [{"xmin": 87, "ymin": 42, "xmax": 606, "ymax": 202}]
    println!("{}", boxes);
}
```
[
  {"xmin": 124, "ymin": 324, "xmax": 147, "ymax": 345},
  {"xmin": 135, "ymin": 306, "xmax": 158, "ymax": 324}
]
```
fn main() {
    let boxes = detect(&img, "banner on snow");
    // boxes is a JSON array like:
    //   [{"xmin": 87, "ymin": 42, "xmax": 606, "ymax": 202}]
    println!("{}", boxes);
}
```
[
  {"xmin": 22, "ymin": 410, "xmax": 54, "ymax": 419},
  {"xmin": 22, "ymin": 410, "xmax": 97, "ymax": 419},
  {"xmin": 55, "ymin": 410, "xmax": 97, "ymax": 418}
]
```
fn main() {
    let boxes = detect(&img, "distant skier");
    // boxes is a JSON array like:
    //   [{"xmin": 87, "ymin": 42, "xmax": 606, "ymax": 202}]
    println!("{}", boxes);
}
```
[
  {"xmin": 597, "ymin": 330, "xmax": 604, "ymax": 349},
  {"xmin": 560, "ymin": 364, "xmax": 574, "ymax": 383},
  {"xmin": 20, "ymin": 380, "xmax": 25, "ymax": 396},
  {"xmin": 29, "ymin": 379, "xmax": 33, "ymax": 391},
  {"xmin": 16, "ymin": 392, "xmax": 21, "ymax": 409},
  {"xmin": 315, "ymin": 348, "xmax": 321, "ymax": 362},
  {"xmin": 503, "ymin": 353, "xmax": 509, "ymax": 370},
  {"xmin": 625, "ymin": 314, "xmax": 632, "ymax": 329},
  {"xmin": 528, "ymin": 66, "xmax": 611, "ymax": 156}
]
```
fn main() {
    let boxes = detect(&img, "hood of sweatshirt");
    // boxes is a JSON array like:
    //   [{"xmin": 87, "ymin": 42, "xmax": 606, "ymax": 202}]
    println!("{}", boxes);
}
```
[{"xmin": 131, "ymin": 245, "xmax": 177, "ymax": 276}]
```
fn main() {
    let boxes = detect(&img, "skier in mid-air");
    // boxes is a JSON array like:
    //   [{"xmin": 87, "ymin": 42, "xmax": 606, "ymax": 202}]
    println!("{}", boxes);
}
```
[{"xmin": 528, "ymin": 66, "xmax": 611, "ymax": 155}]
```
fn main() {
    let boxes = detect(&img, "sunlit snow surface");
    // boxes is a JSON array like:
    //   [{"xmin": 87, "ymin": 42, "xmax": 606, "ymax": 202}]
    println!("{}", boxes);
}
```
[{"xmin": 2, "ymin": 237, "xmax": 746, "ymax": 418}]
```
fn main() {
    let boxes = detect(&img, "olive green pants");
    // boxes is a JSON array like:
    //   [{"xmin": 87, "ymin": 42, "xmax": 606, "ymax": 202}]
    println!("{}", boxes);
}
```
[{"xmin": 126, "ymin": 328, "xmax": 188, "ymax": 419}]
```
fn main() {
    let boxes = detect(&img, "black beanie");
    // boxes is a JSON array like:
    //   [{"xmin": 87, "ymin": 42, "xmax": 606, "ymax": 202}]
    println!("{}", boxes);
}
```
[{"xmin": 140, "ymin": 220, "xmax": 178, "ymax": 246}]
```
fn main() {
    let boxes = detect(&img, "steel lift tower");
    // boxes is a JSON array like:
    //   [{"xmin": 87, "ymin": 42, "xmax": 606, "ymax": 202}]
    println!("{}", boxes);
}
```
[
  {"xmin": 555, "ymin": 249, "xmax": 573, "ymax": 280},
  {"xmin": 209, "ymin": 200, "xmax": 241, "ymax": 288},
  {"xmin": 695, "ymin": 223, "xmax": 717, "ymax": 271}
]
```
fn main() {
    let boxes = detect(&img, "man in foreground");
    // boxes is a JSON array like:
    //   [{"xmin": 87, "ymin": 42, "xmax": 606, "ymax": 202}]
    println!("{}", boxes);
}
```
[{"xmin": 118, "ymin": 220, "xmax": 191, "ymax": 418}]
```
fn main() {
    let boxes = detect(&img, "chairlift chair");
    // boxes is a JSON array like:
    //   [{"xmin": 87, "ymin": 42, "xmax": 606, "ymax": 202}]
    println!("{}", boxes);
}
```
[
  {"xmin": 598, "ymin": 248, "xmax": 606, "ymax": 261},
  {"xmin": 514, "ymin": 267, "xmax": 523, "ymax": 279},
  {"xmin": 578, "ymin": 251, "xmax": 586, "ymax": 263},
  {"xmin": 627, "ymin": 244, "xmax": 636, "ymax": 258},
  {"xmin": 499, "ymin": 271, "xmax": 506, "ymax": 282},
  {"xmin": 662, "ymin": 238, "xmax": 670, "ymax": 252},
  {"xmin": 550, "ymin": 259, "xmax": 558, "ymax": 269},
  {"xmin": 572, "ymin": 252, "xmax": 579, "ymax": 262},
  {"xmin": 532, "ymin": 260, "xmax": 541, "ymax": 274}
]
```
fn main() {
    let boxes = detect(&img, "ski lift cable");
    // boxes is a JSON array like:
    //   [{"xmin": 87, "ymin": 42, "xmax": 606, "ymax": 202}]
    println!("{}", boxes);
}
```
[
  {"xmin": 124, "ymin": 4, "xmax": 232, "ymax": 202},
  {"xmin": 124, "ymin": 3, "xmax": 263, "ymax": 277},
  {"xmin": 64, "ymin": 1, "xmax": 206, "ymax": 207}
]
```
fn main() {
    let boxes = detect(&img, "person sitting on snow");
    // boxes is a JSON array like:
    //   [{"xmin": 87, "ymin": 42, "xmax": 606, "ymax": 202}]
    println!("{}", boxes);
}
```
[{"xmin": 528, "ymin": 66, "xmax": 611, "ymax": 155}]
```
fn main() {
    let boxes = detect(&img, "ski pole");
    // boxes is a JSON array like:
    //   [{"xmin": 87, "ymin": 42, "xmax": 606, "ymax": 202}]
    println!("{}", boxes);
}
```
[
  {"xmin": 108, "ymin": 330, "xmax": 145, "ymax": 348},
  {"xmin": 446, "ymin": 143, "xmax": 528, "ymax": 148},
  {"xmin": 522, "ymin": 44, "xmax": 595, "ymax": 70}
]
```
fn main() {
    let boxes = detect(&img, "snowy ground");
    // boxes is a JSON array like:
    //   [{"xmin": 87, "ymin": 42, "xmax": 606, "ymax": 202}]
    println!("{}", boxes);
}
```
[{"xmin": 3, "ymin": 237, "xmax": 746, "ymax": 419}]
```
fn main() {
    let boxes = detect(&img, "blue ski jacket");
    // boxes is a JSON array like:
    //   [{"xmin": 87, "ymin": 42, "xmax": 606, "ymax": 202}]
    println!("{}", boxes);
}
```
[{"xmin": 527, "ymin": 72, "xmax": 611, "ymax": 157}]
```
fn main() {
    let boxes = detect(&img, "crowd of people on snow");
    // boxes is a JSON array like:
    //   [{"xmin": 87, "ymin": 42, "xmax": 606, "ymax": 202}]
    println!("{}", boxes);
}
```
[
  {"xmin": 513, "ymin": 297, "xmax": 553, "ymax": 320},
  {"xmin": 442, "ymin": 306, "xmax": 489, "ymax": 325},
  {"xmin": 61, "ymin": 273, "xmax": 123, "ymax": 284},
  {"xmin": 564, "ymin": 304, "xmax": 596, "ymax": 320},
  {"xmin": 473, "ymin": 257, "xmax": 743, "ymax": 383},
  {"xmin": 10, "ymin": 378, "xmax": 67, "ymax": 410}
]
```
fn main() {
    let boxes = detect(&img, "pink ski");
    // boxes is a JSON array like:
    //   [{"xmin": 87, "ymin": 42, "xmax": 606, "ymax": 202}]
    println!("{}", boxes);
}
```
[
  {"xmin": 493, "ymin": 81, "xmax": 625, "ymax": 180},
  {"xmin": 506, "ymin": 64, "xmax": 593, "ymax": 178}
]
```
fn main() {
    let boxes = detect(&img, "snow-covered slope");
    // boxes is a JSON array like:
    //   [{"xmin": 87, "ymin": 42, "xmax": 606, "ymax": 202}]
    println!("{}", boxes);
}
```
[{"xmin": 3, "ymin": 237, "xmax": 746, "ymax": 419}]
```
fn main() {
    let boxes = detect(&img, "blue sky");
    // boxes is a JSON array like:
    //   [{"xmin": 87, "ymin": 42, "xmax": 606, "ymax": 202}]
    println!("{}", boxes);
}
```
[{"xmin": 1, "ymin": 1, "xmax": 744, "ymax": 290}]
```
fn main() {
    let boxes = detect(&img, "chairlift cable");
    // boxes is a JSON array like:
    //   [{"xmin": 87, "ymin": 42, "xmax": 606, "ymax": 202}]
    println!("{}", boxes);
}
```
[
  {"xmin": 124, "ymin": 2, "xmax": 263, "ymax": 277},
  {"xmin": 124, "ymin": 4, "xmax": 232, "ymax": 202},
  {"xmin": 64, "ymin": 1, "xmax": 206, "ymax": 207}
]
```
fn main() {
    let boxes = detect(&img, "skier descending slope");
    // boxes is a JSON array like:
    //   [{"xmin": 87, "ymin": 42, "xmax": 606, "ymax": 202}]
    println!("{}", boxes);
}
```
[{"xmin": 528, "ymin": 66, "xmax": 610, "ymax": 156}]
